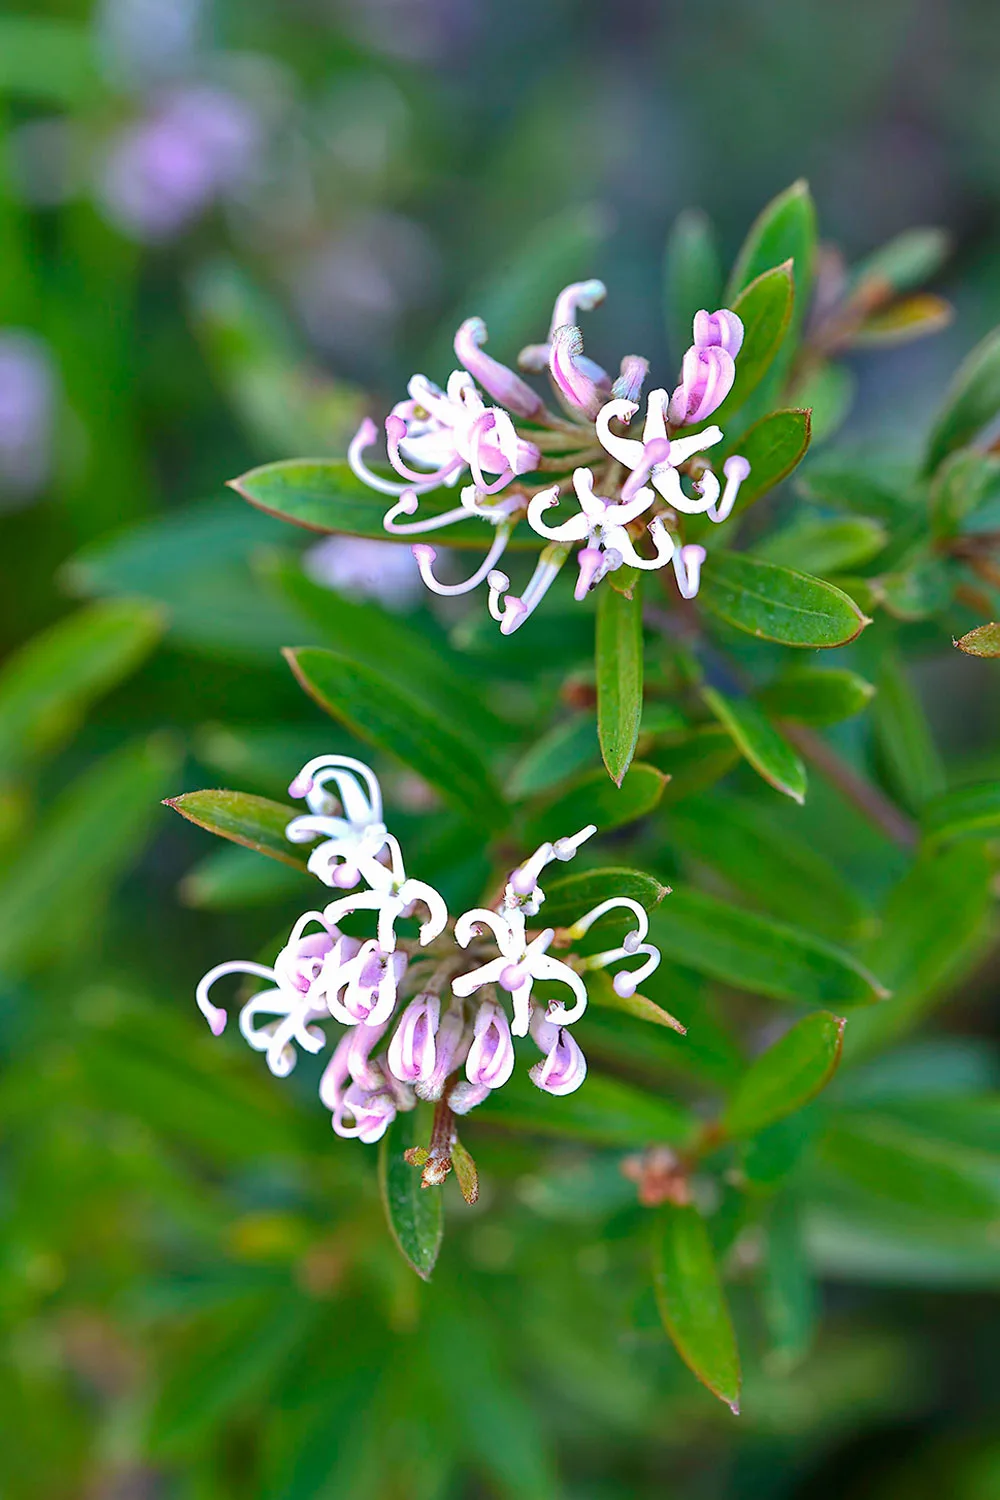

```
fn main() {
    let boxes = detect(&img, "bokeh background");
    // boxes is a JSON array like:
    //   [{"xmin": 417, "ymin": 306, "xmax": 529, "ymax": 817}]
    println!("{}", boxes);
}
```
[{"xmin": 2, "ymin": 1, "xmax": 1000, "ymax": 1496}]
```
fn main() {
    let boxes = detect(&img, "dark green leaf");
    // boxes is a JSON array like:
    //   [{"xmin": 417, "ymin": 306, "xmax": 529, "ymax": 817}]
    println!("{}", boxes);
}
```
[
  {"xmin": 285, "ymin": 646, "xmax": 505, "ymax": 828},
  {"xmin": 702, "ymin": 687, "xmax": 807, "ymax": 803},
  {"xmin": 871, "ymin": 653, "xmax": 945, "ymax": 811},
  {"xmin": 540, "ymin": 866, "xmax": 669, "ymax": 927},
  {"xmin": 796, "ymin": 458, "xmax": 911, "ymax": 521},
  {"xmin": 851, "ymin": 227, "xmax": 951, "ymax": 296},
  {"xmin": 506, "ymin": 715, "xmax": 598, "ymax": 799},
  {"xmin": 700, "ymin": 552, "xmax": 868, "ymax": 648},
  {"xmin": 721, "ymin": 409, "xmax": 812, "ymax": 512},
  {"xmin": 924, "ymin": 325, "xmax": 1000, "ymax": 474},
  {"xmin": 929, "ymin": 449, "xmax": 1000, "ymax": 538},
  {"xmin": 723, "ymin": 1012, "xmax": 845, "ymax": 1139},
  {"xmin": 653, "ymin": 726, "xmax": 741, "ymax": 803},
  {"xmin": 596, "ymin": 577, "xmax": 644, "ymax": 785},
  {"xmin": 879, "ymin": 549, "xmax": 954, "ymax": 621},
  {"xmin": 650, "ymin": 890, "xmax": 888, "ymax": 1008},
  {"xmin": 654, "ymin": 1204, "xmax": 742, "ymax": 1411},
  {"xmin": 712, "ymin": 262, "xmax": 793, "ymax": 423},
  {"xmin": 762, "ymin": 1196, "xmax": 817, "ymax": 1370},
  {"xmin": 165, "ymin": 790, "xmax": 308, "ymax": 870},
  {"xmin": 583, "ymin": 982, "xmax": 743, "ymax": 1090},
  {"xmin": 820, "ymin": 1112, "xmax": 1000, "ymax": 1221},
  {"xmin": 664, "ymin": 208, "xmax": 723, "ymax": 360},
  {"xmin": 378, "ymin": 1109, "xmax": 443, "ymax": 1280},
  {"xmin": 956, "ymin": 622, "xmax": 1000, "ymax": 657},
  {"xmin": 481, "ymin": 1065, "xmax": 695, "ymax": 1147},
  {"xmin": 0, "ymin": 599, "xmax": 165, "ymax": 778},
  {"xmin": 758, "ymin": 665, "xmax": 876, "ymax": 726},
  {"xmin": 524, "ymin": 762, "xmax": 667, "ymax": 845},
  {"xmin": 726, "ymin": 178, "xmax": 817, "ymax": 318},
  {"xmin": 754, "ymin": 516, "xmax": 887, "ymax": 575},
  {"xmin": 923, "ymin": 783, "xmax": 1000, "ymax": 847},
  {"xmin": 232, "ymin": 458, "xmax": 542, "ymax": 550}
]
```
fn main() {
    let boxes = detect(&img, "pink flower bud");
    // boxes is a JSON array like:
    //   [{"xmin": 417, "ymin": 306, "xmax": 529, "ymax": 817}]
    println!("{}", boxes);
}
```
[
  {"xmin": 465, "ymin": 1000, "xmax": 515, "ymax": 1089},
  {"xmin": 387, "ymin": 993, "xmax": 440, "ymax": 1084},
  {"xmin": 454, "ymin": 317, "xmax": 546, "ymax": 421},
  {"xmin": 529, "ymin": 1013, "xmax": 587, "ymax": 1096},
  {"xmin": 668, "ymin": 346, "xmax": 736, "ymax": 426},
  {"xmin": 693, "ymin": 309, "xmax": 744, "ymax": 357},
  {"xmin": 448, "ymin": 1080, "xmax": 492, "ymax": 1114},
  {"xmin": 415, "ymin": 1006, "xmax": 470, "ymax": 1101},
  {"xmin": 549, "ymin": 325, "xmax": 606, "ymax": 420}
]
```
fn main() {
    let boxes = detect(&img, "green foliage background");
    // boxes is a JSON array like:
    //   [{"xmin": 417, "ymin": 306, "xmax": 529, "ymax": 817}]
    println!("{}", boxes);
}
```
[{"xmin": 2, "ymin": 2, "xmax": 1000, "ymax": 1496}]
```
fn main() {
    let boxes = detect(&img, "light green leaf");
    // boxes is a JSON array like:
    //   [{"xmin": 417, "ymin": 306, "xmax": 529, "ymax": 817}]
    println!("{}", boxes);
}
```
[
  {"xmin": 0, "ymin": 599, "xmax": 165, "ymax": 778},
  {"xmin": 583, "ymin": 962, "xmax": 686, "ymax": 1034},
  {"xmin": 758, "ymin": 665, "xmax": 876, "ymax": 726},
  {"xmin": 762, "ymin": 1196, "xmax": 817, "ymax": 1370},
  {"xmin": 929, "ymin": 449, "xmax": 1000, "ymax": 539},
  {"xmin": 723, "ymin": 1012, "xmax": 845, "ymax": 1139},
  {"xmin": 506, "ymin": 714, "xmax": 598, "ymax": 799},
  {"xmin": 664, "ymin": 208, "xmax": 723, "ymax": 361},
  {"xmin": 820, "ymin": 1112, "xmax": 1000, "ymax": 1221},
  {"xmin": 539, "ymin": 866, "xmax": 669, "ymax": 927},
  {"xmin": 702, "ymin": 687, "xmax": 807, "ymax": 803},
  {"xmin": 0, "ymin": 17, "xmax": 100, "ymax": 106},
  {"xmin": 481, "ymin": 1066, "xmax": 694, "ymax": 1146},
  {"xmin": 231, "ymin": 458, "xmax": 542, "ymax": 551},
  {"xmin": 956, "ymin": 622, "xmax": 1000, "ymax": 658},
  {"xmin": 285, "ymin": 647, "xmax": 505, "ymax": 828},
  {"xmin": 654, "ymin": 1204, "xmax": 742, "ymax": 1411},
  {"xmin": 596, "ymin": 576, "xmax": 643, "ymax": 786},
  {"xmin": 924, "ymin": 325, "xmax": 1000, "ymax": 474},
  {"xmin": 525, "ymin": 762, "xmax": 667, "ymax": 845},
  {"xmin": 179, "ymin": 844, "xmax": 312, "ymax": 909},
  {"xmin": 450, "ymin": 1136, "xmax": 480, "ymax": 1206},
  {"xmin": 796, "ymin": 458, "xmax": 911, "ymax": 521},
  {"xmin": 880, "ymin": 548, "xmax": 954, "ymax": 621},
  {"xmin": 721, "ymin": 408, "xmax": 812, "ymax": 513},
  {"xmin": 922, "ymin": 783, "xmax": 1000, "ymax": 847},
  {"xmin": 378, "ymin": 1108, "xmax": 443, "ymax": 1281},
  {"xmin": 851, "ymin": 227, "xmax": 951, "ymax": 295},
  {"xmin": 711, "ymin": 262, "xmax": 793, "ymax": 423},
  {"xmin": 165, "ymin": 790, "xmax": 307, "ymax": 870},
  {"xmin": 726, "ymin": 179, "xmax": 817, "ymax": 319},
  {"xmin": 700, "ymin": 551, "xmax": 868, "ymax": 648},
  {"xmin": 788, "ymin": 360, "xmax": 855, "ymax": 445},
  {"xmin": 871, "ymin": 652, "xmax": 945, "ymax": 811},
  {"xmin": 754, "ymin": 516, "xmax": 888, "ymax": 575},
  {"xmin": 650, "ymin": 891, "xmax": 888, "ymax": 1008}
]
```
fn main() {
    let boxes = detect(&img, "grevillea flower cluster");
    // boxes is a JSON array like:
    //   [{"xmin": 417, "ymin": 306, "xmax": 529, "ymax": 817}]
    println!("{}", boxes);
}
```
[
  {"xmin": 348, "ymin": 282, "xmax": 751, "ymax": 632},
  {"xmin": 195, "ymin": 754, "xmax": 662, "ymax": 1146}
]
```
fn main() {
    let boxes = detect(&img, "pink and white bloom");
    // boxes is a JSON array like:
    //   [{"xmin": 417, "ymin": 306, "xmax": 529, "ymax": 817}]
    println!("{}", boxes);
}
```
[
  {"xmin": 529, "ymin": 1012, "xmax": 587, "ymax": 1095},
  {"xmin": 693, "ymin": 308, "xmax": 745, "ymax": 357},
  {"xmin": 464, "ymin": 999, "xmax": 516, "ymax": 1089},
  {"xmin": 319, "ymin": 1033, "xmax": 401, "ymax": 1143},
  {"xmin": 387, "ymin": 992, "xmax": 440, "ymax": 1084},
  {"xmin": 285, "ymin": 754, "xmax": 390, "ymax": 890},
  {"xmin": 567, "ymin": 897, "xmax": 663, "ymax": 998},
  {"xmin": 415, "ymin": 1004, "xmax": 471, "ymax": 1100},
  {"xmin": 325, "ymin": 940, "xmax": 409, "ymax": 1027}
]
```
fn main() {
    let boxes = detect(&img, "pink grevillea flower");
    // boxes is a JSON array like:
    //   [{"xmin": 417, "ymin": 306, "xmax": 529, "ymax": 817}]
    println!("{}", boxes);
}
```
[
  {"xmin": 319, "ymin": 1033, "xmax": 404, "ymax": 1143},
  {"xmin": 527, "ymin": 466, "xmax": 704, "ymax": 601},
  {"xmin": 567, "ymin": 897, "xmax": 663, "ymax": 998},
  {"xmin": 415, "ymin": 1004, "xmax": 471, "ymax": 1100},
  {"xmin": 325, "ymin": 940, "xmax": 409, "ymax": 1027},
  {"xmin": 454, "ymin": 316, "xmax": 546, "ymax": 421},
  {"xmin": 693, "ymin": 308, "xmax": 745, "ymax": 357},
  {"xmin": 285, "ymin": 754, "xmax": 389, "ymax": 890},
  {"xmin": 387, "ymin": 993, "xmax": 440, "ymax": 1084},
  {"xmin": 529, "ymin": 1012, "xmax": 587, "ymax": 1095},
  {"xmin": 464, "ymin": 999, "xmax": 516, "ymax": 1089},
  {"xmin": 486, "ymin": 542, "xmax": 571, "ymax": 636},
  {"xmin": 668, "ymin": 344, "xmax": 736, "ymax": 426}
]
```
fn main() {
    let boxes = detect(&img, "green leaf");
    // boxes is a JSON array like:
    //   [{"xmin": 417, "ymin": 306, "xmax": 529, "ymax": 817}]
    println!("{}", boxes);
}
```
[
  {"xmin": 723, "ymin": 1012, "xmax": 846, "ymax": 1139},
  {"xmin": 654, "ymin": 1204, "xmax": 742, "ymax": 1411},
  {"xmin": 0, "ymin": 17, "xmax": 100, "ymax": 106},
  {"xmin": 654, "ymin": 726, "xmax": 741, "ymax": 803},
  {"xmin": 285, "ymin": 647, "xmax": 505, "ymax": 828},
  {"xmin": 231, "ymin": 458, "xmax": 542, "ymax": 551},
  {"xmin": 506, "ymin": 714, "xmax": 598, "ymax": 798},
  {"xmin": 929, "ymin": 449, "xmax": 1000, "ymax": 539},
  {"xmin": 584, "ymin": 962, "xmax": 686, "ymax": 1034},
  {"xmin": 820, "ymin": 1111, "xmax": 1000, "ymax": 1221},
  {"xmin": 727, "ymin": 179, "xmax": 817, "ymax": 319},
  {"xmin": 851, "ymin": 226, "xmax": 951, "ymax": 295},
  {"xmin": 378, "ymin": 1109, "xmax": 443, "ymax": 1281},
  {"xmin": 664, "ymin": 208, "xmax": 723, "ymax": 361},
  {"xmin": 650, "ymin": 891, "xmax": 888, "ymax": 1008},
  {"xmin": 754, "ymin": 516, "xmax": 887, "ymax": 575},
  {"xmin": 0, "ymin": 736, "xmax": 179, "ymax": 977},
  {"xmin": 922, "ymin": 783, "xmax": 1000, "ymax": 847},
  {"xmin": 702, "ymin": 687, "xmax": 807, "ymax": 803},
  {"xmin": 539, "ymin": 867, "xmax": 669, "ymax": 927},
  {"xmin": 789, "ymin": 361, "xmax": 855, "ymax": 445},
  {"xmin": 0, "ymin": 599, "xmax": 165, "ymax": 779},
  {"xmin": 956, "ymin": 622, "xmax": 1000, "ymax": 658},
  {"xmin": 720, "ymin": 409, "xmax": 812, "ymax": 513},
  {"xmin": 852, "ymin": 294, "xmax": 952, "ymax": 348},
  {"xmin": 596, "ymin": 576, "xmax": 643, "ymax": 785},
  {"xmin": 880, "ymin": 548, "xmax": 954, "ymax": 621},
  {"xmin": 481, "ymin": 1065, "xmax": 694, "ymax": 1147},
  {"xmin": 796, "ymin": 458, "xmax": 911, "ymax": 521},
  {"xmin": 164, "ymin": 790, "xmax": 308, "ymax": 870},
  {"xmin": 758, "ymin": 665, "xmax": 876, "ymax": 726},
  {"xmin": 179, "ymin": 844, "xmax": 312, "ymax": 909},
  {"xmin": 712, "ymin": 262, "xmax": 793, "ymax": 422},
  {"xmin": 450, "ymin": 1137, "xmax": 480, "ymax": 1205},
  {"xmin": 700, "ymin": 552, "xmax": 868, "ymax": 648},
  {"xmin": 524, "ymin": 762, "xmax": 667, "ymax": 845},
  {"xmin": 761, "ymin": 1196, "xmax": 817, "ymax": 1370},
  {"xmin": 871, "ymin": 652, "xmax": 945, "ymax": 811},
  {"xmin": 924, "ymin": 325, "xmax": 1000, "ymax": 474},
  {"xmin": 665, "ymin": 790, "xmax": 869, "ymax": 941}
]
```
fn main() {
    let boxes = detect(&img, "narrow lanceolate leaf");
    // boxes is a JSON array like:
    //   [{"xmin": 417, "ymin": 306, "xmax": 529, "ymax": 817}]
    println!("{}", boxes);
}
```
[
  {"xmin": 872, "ymin": 653, "xmax": 945, "ymax": 812},
  {"xmin": 506, "ymin": 715, "xmax": 598, "ymax": 798},
  {"xmin": 727, "ymin": 178, "xmax": 817, "ymax": 316},
  {"xmin": 820, "ymin": 1111, "xmax": 1000, "ymax": 1221},
  {"xmin": 922, "ymin": 783, "xmax": 1000, "ymax": 847},
  {"xmin": 762, "ymin": 1196, "xmax": 817, "ymax": 1370},
  {"xmin": 702, "ymin": 687, "xmax": 807, "ymax": 803},
  {"xmin": 450, "ymin": 1137, "xmax": 480, "ymax": 1206},
  {"xmin": 540, "ymin": 867, "xmax": 669, "ymax": 927},
  {"xmin": 378, "ymin": 1110, "xmax": 443, "ymax": 1281},
  {"xmin": 851, "ymin": 294, "xmax": 952, "ymax": 348},
  {"xmin": 585, "ymin": 965, "xmax": 686, "ymax": 1035},
  {"xmin": 164, "ymin": 790, "xmax": 307, "ymax": 870},
  {"xmin": 525, "ymin": 762, "xmax": 667, "ymax": 846},
  {"xmin": 231, "ymin": 458, "xmax": 542, "ymax": 550},
  {"xmin": 700, "ymin": 552, "xmax": 868, "ymax": 648},
  {"xmin": 923, "ymin": 325, "xmax": 1000, "ymax": 474},
  {"xmin": 712, "ymin": 262, "xmax": 793, "ymax": 422},
  {"xmin": 596, "ymin": 576, "xmax": 643, "ymax": 786},
  {"xmin": 722, "ymin": 410, "xmax": 812, "ymax": 515},
  {"xmin": 753, "ymin": 515, "xmax": 888, "ymax": 575},
  {"xmin": 0, "ymin": 599, "xmax": 165, "ymax": 778},
  {"xmin": 955, "ymin": 622, "xmax": 1000, "ymax": 658},
  {"xmin": 650, "ymin": 891, "xmax": 888, "ymax": 1008},
  {"xmin": 654, "ymin": 1204, "xmax": 742, "ymax": 1412},
  {"xmin": 285, "ymin": 647, "xmax": 505, "ymax": 829},
  {"xmin": 483, "ymin": 1066, "xmax": 695, "ymax": 1147},
  {"xmin": 758, "ymin": 666, "xmax": 876, "ymax": 726},
  {"xmin": 664, "ymin": 207, "xmax": 723, "ymax": 361},
  {"xmin": 723, "ymin": 1012, "xmax": 846, "ymax": 1139},
  {"xmin": 851, "ymin": 226, "xmax": 951, "ymax": 296}
]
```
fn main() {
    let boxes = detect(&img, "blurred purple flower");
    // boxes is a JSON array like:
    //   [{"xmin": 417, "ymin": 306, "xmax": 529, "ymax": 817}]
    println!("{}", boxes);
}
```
[
  {"xmin": 303, "ymin": 535, "xmax": 422, "ymax": 611},
  {"xmin": 0, "ymin": 332, "xmax": 57, "ymax": 508}
]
